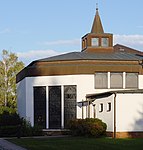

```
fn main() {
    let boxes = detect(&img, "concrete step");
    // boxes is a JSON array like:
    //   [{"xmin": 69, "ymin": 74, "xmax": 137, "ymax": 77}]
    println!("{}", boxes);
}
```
[{"xmin": 42, "ymin": 129, "xmax": 70, "ymax": 136}]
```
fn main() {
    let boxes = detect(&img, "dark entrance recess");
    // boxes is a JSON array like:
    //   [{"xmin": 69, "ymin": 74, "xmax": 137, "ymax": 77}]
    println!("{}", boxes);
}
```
[
  {"xmin": 64, "ymin": 85, "xmax": 76, "ymax": 128},
  {"xmin": 49, "ymin": 86, "xmax": 61, "ymax": 129},
  {"xmin": 34, "ymin": 86, "xmax": 46, "ymax": 128}
]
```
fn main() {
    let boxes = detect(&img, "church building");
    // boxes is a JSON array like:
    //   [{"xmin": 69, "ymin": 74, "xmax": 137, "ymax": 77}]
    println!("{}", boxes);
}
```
[{"xmin": 16, "ymin": 7, "xmax": 143, "ymax": 138}]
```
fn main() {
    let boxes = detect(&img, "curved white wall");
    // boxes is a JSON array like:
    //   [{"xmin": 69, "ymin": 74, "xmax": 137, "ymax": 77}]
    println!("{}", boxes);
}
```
[
  {"xmin": 17, "ymin": 74, "xmax": 97, "ymax": 127},
  {"xmin": 17, "ymin": 74, "xmax": 143, "ymax": 130},
  {"xmin": 17, "ymin": 79, "xmax": 26, "ymax": 118},
  {"xmin": 93, "ymin": 95, "xmax": 114, "ymax": 132}
]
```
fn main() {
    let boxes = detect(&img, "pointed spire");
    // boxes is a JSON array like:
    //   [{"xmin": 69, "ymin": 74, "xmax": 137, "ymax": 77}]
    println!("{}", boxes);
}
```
[{"xmin": 91, "ymin": 4, "xmax": 104, "ymax": 34}]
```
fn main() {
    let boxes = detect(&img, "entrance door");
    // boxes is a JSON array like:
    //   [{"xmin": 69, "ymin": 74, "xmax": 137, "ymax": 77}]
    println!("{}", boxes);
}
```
[
  {"xmin": 34, "ymin": 86, "xmax": 46, "ymax": 128},
  {"xmin": 49, "ymin": 86, "xmax": 61, "ymax": 129}
]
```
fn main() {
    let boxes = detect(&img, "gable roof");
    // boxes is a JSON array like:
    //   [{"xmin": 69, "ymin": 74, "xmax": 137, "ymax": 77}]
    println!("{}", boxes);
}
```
[{"xmin": 114, "ymin": 44, "xmax": 143, "ymax": 55}]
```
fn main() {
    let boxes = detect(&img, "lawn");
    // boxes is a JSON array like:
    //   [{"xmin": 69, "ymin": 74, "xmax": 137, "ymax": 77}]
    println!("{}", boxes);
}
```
[{"xmin": 8, "ymin": 137, "xmax": 143, "ymax": 150}]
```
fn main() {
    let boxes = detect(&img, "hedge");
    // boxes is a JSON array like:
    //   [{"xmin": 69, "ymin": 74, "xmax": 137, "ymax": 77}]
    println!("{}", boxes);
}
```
[
  {"xmin": 0, "ymin": 111, "xmax": 42, "ymax": 137},
  {"xmin": 68, "ymin": 118, "xmax": 107, "ymax": 137}
]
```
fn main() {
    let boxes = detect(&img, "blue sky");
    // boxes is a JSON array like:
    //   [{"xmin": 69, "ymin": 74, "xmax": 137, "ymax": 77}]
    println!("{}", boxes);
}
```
[{"xmin": 0, "ymin": 0, "xmax": 143, "ymax": 65}]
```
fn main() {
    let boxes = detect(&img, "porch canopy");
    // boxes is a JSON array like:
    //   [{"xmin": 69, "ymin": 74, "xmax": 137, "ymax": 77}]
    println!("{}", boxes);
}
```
[{"xmin": 86, "ymin": 89, "xmax": 143, "ymax": 100}]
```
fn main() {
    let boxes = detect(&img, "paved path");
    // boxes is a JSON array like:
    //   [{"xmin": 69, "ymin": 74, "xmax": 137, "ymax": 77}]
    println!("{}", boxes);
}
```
[
  {"xmin": 0, "ymin": 135, "xmax": 70, "ymax": 150},
  {"xmin": 0, "ymin": 139, "xmax": 27, "ymax": 150}
]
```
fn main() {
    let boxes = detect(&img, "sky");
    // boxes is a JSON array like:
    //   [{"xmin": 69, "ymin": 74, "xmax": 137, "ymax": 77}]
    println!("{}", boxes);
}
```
[{"xmin": 0, "ymin": 0, "xmax": 143, "ymax": 65}]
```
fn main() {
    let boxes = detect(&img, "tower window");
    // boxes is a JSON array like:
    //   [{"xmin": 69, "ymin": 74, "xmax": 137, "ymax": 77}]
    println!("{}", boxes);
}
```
[
  {"xmin": 101, "ymin": 38, "xmax": 109, "ymax": 47},
  {"xmin": 82, "ymin": 40, "xmax": 85, "ymax": 48},
  {"xmin": 91, "ymin": 38, "xmax": 99, "ymax": 46}
]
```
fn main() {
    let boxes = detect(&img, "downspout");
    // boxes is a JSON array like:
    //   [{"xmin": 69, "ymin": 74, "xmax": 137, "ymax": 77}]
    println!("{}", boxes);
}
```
[
  {"xmin": 113, "ymin": 93, "xmax": 117, "ymax": 139},
  {"xmin": 82, "ymin": 99, "xmax": 84, "ymax": 119},
  {"xmin": 88, "ymin": 99, "xmax": 90, "ymax": 118}
]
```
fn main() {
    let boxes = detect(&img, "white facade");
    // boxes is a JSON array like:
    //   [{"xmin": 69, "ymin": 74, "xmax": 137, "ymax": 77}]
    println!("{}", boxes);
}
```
[
  {"xmin": 92, "ymin": 92, "xmax": 143, "ymax": 133},
  {"xmin": 17, "ymin": 73, "xmax": 143, "ymax": 134},
  {"xmin": 116, "ymin": 93, "xmax": 143, "ymax": 132},
  {"xmin": 17, "ymin": 74, "xmax": 96, "ymax": 127},
  {"xmin": 93, "ymin": 94, "xmax": 114, "ymax": 132}
]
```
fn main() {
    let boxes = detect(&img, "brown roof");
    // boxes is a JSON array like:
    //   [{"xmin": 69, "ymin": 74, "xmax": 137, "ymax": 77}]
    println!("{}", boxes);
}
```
[
  {"xmin": 16, "ymin": 43, "xmax": 143, "ymax": 83},
  {"xmin": 114, "ymin": 44, "xmax": 143, "ymax": 55}
]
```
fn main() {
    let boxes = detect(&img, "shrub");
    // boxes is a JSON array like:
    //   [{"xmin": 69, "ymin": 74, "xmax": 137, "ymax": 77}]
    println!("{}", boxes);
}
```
[
  {"xmin": 0, "ymin": 111, "xmax": 21, "ymax": 137},
  {"xmin": 32, "ymin": 125, "xmax": 43, "ymax": 136},
  {"xmin": 68, "ymin": 118, "xmax": 107, "ymax": 137},
  {"xmin": 0, "ymin": 112, "xmax": 42, "ymax": 137},
  {"xmin": 0, "ymin": 126, "xmax": 18, "ymax": 137},
  {"xmin": 0, "ymin": 111, "xmax": 21, "ymax": 126},
  {"xmin": 20, "ymin": 119, "xmax": 42, "ymax": 137},
  {"xmin": 20, "ymin": 119, "xmax": 33, "ymax": 137}
]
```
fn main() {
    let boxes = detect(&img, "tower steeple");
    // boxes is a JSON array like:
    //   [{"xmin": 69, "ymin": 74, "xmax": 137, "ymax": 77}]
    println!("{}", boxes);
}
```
[
  {"xmin": 81, "ymin": 5, "xmax": 113, "ymax": 53},
  {"xmin": 91, "ymin": 6, "xmax": 104, "ymax": 33}
]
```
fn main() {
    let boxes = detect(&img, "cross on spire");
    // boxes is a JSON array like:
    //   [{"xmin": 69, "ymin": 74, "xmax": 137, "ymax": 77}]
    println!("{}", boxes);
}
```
[
  {"xmin": 91, "ymin": 3, "xmax": 104, "ymax": 33},
  {"xmin": 96, "ymin": 3, "xmax": 98, "ymax": 11}
]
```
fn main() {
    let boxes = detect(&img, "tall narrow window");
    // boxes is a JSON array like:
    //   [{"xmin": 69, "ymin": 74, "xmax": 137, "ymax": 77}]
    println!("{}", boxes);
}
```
[
  {"xmin": 92, "ymin": 38, "xmax": 99, "ymax": 47},
  {"xmin": 49, "ymin": 86, "xmax": 61, "ymax": 129},
  {"xmin": 126, "ymin": 73, "xmax": 138, "ymax": 88},
  {"xmin": 110, "ymin": 73, "xmax": 123, "ymax": 89},
  {"xmin": 99, "ymin": 103, "xmax": 103, "ymax": 112},
  {"xmin": 107, "ymin": 102, "xmax": 111, "ymax": 112},
  {"xmin": 64, "ymin": 85, "xmax": 76, "ymax": 128},
  {"xmin": 95, "ymin": 73, "xmax": 108, "ymax": 89},
  {"xmin": 34, "ymin": 86, "xmax": 46, "ymax": 128}
]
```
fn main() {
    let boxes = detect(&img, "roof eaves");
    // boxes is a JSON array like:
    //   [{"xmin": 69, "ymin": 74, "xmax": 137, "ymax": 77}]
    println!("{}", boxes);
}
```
[{"xmin": 86, "ymin": 89, "xmax": 143, "ymax": 99}]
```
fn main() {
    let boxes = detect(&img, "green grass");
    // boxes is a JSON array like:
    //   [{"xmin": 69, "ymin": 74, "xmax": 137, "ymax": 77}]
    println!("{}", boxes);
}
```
[{"xmin": 8, "ymin": 137, "xmax": 143, "ymax": 150}]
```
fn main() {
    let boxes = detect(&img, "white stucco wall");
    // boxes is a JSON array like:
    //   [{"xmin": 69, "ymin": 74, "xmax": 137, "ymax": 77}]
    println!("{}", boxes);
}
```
[
  {"xmin": 17, "ymin": 74, "xmax": 143, "ymax": 130},
  {"xmin": 18, "ymin": 74, "xmax": 98, "ymax": 127},
  {"xmin": 116, "ymin": 93, "xmax": 143, "ymax": 132},
  {"xmin": 93, "ymin": 95, "xmax": 114, "ymax": 132},
  {"xmin": 17, "ymin": 78, "xmax": 26, "ymax": 118}
]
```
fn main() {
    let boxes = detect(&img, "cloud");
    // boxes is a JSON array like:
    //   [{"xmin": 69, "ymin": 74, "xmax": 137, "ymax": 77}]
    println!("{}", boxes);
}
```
[
  {"xmin": 0, "ymin": 28, "xmax": 11, "ymax": 34},
  {"xmin": 41, "ymin": 39, "xmax": 80, "ymax": 46},
  {"xmin": 41, "ymin": 36, "xmax": 143, "ymax": 51},
  {"xmin": 17, "ymin": 49, "xmax": 59, "ymax": 59},
  {"xmin": 17, "ymin": 35, "xmax": 143, "ymax": 65},
  {"xmin": 114, "ymin": 34, "xmax": 143, "ymax": 50},
  {"xmin": 17, "ymin": 38, "xmax": 81, "ymax": 65},
  {"xmin": 17, "ymin": 49, "xmax": 63, "ymax": 65}
]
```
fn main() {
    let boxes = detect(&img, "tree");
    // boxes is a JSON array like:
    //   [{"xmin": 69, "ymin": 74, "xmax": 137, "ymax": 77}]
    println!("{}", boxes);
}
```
[{"xmin": 0, "ymin": 50, "xmax": 24, "ymax": 109}]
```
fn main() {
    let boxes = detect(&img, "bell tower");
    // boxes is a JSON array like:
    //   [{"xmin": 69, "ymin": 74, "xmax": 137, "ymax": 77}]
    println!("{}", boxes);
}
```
[{"xmin": 81, "ymin": 6, "xmax": 113, "ymax": 53}]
